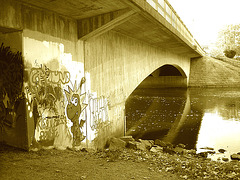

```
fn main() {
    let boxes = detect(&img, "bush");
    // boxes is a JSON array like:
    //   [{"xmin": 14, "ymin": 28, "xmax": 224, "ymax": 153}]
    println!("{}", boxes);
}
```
[{"xmin": 224, "ymin": 49, "xmax": 236, "ymax": 58}]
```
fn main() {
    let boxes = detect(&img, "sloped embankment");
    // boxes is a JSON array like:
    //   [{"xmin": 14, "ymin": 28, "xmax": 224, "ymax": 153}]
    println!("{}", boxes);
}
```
[{"xmin": 189, "ymin": 56, "xmax": 240, "ymax": 87}]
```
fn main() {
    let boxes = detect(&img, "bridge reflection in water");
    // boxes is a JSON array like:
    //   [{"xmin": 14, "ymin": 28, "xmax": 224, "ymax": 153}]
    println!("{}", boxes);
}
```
[{"xmin": 126, "ymin": 88, "xmax": 240, "ymax": 160}]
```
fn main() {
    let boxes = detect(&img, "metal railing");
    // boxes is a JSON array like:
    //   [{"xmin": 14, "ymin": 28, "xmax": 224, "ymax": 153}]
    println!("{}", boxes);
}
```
[{"xmin": 146, "ymin": 0, "xmax": 205, "ymax": 55}]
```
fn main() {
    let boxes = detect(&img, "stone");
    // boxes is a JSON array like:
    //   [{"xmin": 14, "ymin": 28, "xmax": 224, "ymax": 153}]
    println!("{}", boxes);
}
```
[
  {"xmin": 200, "ymin": 147, "xmax": 214, "ymax": 151},
  {"xmin": 120, "ymin": 136, "xmax": 135, "ymax": 143},
  {"xmin": 222, "ymin": 157, "xmax": 229, "ymax": 162},
  {"xmin": 136, "ymin": 142, "xmax": 147, "ymax": 151},
  {"xmin": 186, "ymin": 149, "xmax": 196, "ymax": 155},
  {"xmin": 231, "ymin": 154, "xmax": 240, "ymax": 160},
  {"xmin": 163, "ymin": 146, "xmax": 175, "ymax": 155},
  {"xmin": 218, "ymin": 149, "xmax": 226, "ymax": 153},
  {"xmin": 154, "ymin": 139, "xmax": 167, "ymax": 147},
  {"xmin": 148, "ymin": 140, "xmax": 154, "ymax": 146},
  {"xmin": 138, "ymin": 139, "xmax": 153, "ymax": 150},
  {"xmin": 176, "ymin": 144, "xmax": 186, "ymax": 149},
  {"xmin": 126, "ymin": 141, "xmax": 137, "ymax": 149},
  {"xmin": 198, "ymin": 152, "xmax": 208, "ymax": 158},
  {"xmin": 174, "ymin": 147, "xmax": 187, "ymax": 155},
  {"xmin": 107, "ymin": 137, "xmax": 126, "ymax": 151},
  {"xmin": 126, "ymin": 141, "xmax": 146, "ymax": 151},
  {"xmin": 150, "ymin": 146, "xmax": 163, "ymax": 153}
]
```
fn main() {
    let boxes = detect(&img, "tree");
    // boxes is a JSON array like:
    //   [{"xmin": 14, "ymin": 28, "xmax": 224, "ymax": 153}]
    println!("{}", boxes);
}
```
[{"xmin": 214, "ymin": 24, "xmax": 240, "ymax": 58}]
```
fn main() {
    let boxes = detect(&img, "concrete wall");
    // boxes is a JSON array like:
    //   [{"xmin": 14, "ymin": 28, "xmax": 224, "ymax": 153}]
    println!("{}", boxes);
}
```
[
  {"xmin": 138, "ymin": 76, "xmax": 187, "ymax": 88},
  {"xmin": 0, "ymin": 0, "xmax": 76, "ymax": 41},
  {"xmin": 189, "ymin": 56, "xmax": 240, "ymax": 87},
  {"xmin": 84, "ymin": 30, "xmax": 191, "ymax": 147},
  {"xmin": 0, "ymin": 31, "xmax": 22, "ymax": 52},
  {"xmin": 23, "ymin": 29, "xmax": 85, "ymax": 149}
]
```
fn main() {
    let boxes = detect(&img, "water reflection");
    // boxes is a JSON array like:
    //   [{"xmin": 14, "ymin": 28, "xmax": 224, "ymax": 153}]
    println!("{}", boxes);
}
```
[{"xmin": 126, "ymin": 88, "xmax": 240, "ymax": 160}]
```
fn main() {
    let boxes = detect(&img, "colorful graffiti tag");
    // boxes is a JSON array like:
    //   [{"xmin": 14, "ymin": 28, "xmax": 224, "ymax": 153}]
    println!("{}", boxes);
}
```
[{"xmin": 64, "ymin": 77, "xmax": 87, "ymax": 146}]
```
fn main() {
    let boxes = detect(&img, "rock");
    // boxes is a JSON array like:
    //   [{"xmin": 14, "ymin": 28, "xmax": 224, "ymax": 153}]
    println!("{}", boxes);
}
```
[
  {"xmin": 148, "ymin": 140, "xmax": 154, "ymax": 146},
  {"xmin": 186, "ymin": 149, "xmax": 196, "ymax": 155},
  {"xmin": 198, "ymin": 152, "xmax": 208, "ymax": 158},
  {"xmin": 120, "ymin": 136, "xmax": 135, "ymax": 143},
  {"xmin": 80, "ymin": 148, "xmax": 88, "ymax": 152},
  {"xmin": 200, "ymin": 147, "xmax": 214, "ymax": 151},
  {"xmin": 138, "ymin": 139, "xmax": 153, "ymax": 150},
  {"xmin": 227, "ymin": 172, "xmax": 237, "ymax": 179},
  {"xmin": 174, "ymin": 147, "xmax": 187, "ymax": 155},
  {"xmin": 126, "ymin": 141, "xmax": 146, "ymax": 151},
  {"xmin": 176, "ymin": 143, "xmax": 186, "ymax": 149},
  {"xmin": 80, "ymin": 175, "xmax": 87, "ymax": 179},
  {"xmin": 154, "ymin": 139, "xmax": 167, "ymax": 147},
  {"xmin": 222, "ymin": 157, "xmax": 229, "ymax": 162},
  {"xmin": 107, "ymin": 137, "xmax": 126, "ymax": 151},
  {"xmin": 163, "ymin": 146, "xmax": 175, "ymax": 155},
  {"xmin": 218, "ymin": 149, "xmax": 226, "ymax": 153},
  {"xmin": 136, "ymin": 142, "xmax": 146, "ymax": 151},
  {"xmin": 231, "ymin": 154, "xmax": 240, "ymax": 160},
  {"xmin": 150, "ymin": 146, "xmax": 163, "ymax": 153}
]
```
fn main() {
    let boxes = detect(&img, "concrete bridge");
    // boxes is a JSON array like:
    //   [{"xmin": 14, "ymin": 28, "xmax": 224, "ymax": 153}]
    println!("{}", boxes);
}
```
[{"xmin": 0, "ymin": 0, "xmax": 204, "ymax": 149}]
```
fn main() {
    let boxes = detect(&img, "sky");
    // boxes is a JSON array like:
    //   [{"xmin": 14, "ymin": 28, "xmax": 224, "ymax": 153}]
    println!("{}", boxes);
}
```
[{"xmin": 167, "ymin": 0, "xmax": 240, "ymax": 46}]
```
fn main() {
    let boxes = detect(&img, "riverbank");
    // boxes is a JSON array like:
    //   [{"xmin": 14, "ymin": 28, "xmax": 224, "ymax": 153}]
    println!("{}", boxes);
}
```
[
  {"xmin": 189, "ymin": 56, "xmax": 240, "ymax": 87},
  {"xmin": 1, "ymin": 137, "xmax": 240, "ymax": 180}
]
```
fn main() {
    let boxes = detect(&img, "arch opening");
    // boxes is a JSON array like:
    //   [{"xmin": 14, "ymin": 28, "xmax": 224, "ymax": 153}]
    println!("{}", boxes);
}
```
[{"xmin": 138, "ymin": 64, "xmax": 187, "ymax": 89}]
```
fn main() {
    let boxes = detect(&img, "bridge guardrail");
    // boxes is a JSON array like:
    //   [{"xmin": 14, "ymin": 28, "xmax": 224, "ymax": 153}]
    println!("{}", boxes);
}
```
[{"xmin": 145, "ymin": 0, "xmax": 205, "ymax": 56}]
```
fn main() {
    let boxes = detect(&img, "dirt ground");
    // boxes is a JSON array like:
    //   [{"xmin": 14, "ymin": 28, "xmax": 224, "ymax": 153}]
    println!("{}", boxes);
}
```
[
  {"xmin": 1, "ymin": 142, "xmax": 240, "ymax": 180},
  {"xmin": 0, "ymin": 144, "xmax": 181, "ymax": 180}
]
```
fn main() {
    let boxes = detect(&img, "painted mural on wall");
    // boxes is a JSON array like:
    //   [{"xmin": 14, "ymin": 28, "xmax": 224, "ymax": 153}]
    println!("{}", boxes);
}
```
[
  {"xmin": 65, "ymin": 77, "xmax": 87, "ymax": 146},
  {"xmin": 25, "ymin": 60, "xmax": 88, "ymax": 148},
  {"xmin": 0, "ymin": 43, "xmax": 25, "ymax": 144}
]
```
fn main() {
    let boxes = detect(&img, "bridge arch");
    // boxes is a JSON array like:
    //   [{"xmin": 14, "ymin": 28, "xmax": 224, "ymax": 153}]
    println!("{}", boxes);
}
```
[{"xmin": 136, "ymin": 64, "xmax": 188, "ymax": 89}]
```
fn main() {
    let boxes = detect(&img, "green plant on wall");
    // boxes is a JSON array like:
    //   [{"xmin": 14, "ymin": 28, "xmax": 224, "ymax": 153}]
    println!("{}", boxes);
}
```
[{"xmin": 0, "ymin": 43, "xmax": 24, "ymax": 130}]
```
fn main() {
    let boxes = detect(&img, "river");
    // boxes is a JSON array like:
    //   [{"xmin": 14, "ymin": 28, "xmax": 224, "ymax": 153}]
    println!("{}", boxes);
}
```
[{"xmin": 125, "ymin": 87, "xmax": 240, "ymax": 161}]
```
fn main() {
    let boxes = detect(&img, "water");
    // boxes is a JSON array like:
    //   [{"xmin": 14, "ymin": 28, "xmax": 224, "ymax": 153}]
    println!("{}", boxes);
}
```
[{"xmin": 126, "ymin": 88, "xmax": 240, "ymax": 161}]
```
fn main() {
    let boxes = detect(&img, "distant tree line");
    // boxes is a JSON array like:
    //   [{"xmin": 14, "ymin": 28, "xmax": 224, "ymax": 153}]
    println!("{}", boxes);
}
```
[{"xmin": 211, "ymin": 24, "xmax": 240, "ymax": 59}]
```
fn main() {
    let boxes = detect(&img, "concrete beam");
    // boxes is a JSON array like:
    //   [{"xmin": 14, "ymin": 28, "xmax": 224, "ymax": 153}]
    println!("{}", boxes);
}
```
[{"xmin": 78, "ymin": 9, "xmax": 137, "ymax": 40}]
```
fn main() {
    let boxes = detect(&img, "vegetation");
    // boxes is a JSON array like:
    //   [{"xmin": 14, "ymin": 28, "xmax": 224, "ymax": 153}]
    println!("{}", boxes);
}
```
[{"xmin": 211, "ymin": 24, "xmax": 240, "ymax": 59}]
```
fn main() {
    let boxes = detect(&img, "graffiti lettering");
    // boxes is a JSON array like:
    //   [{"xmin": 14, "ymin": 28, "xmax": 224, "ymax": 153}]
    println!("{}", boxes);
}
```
[
  {"xmin": 88, "ymin": 95, "xmax": 109, "ymax": 130},
  {"xmin": 30, "ymin": 67, "xmax": 70, "ymax": 88}
]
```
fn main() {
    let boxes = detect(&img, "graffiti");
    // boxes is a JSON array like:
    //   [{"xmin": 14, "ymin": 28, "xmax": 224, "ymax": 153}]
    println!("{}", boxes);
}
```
[
  {"xmin": 65, "ymin": 77, "xmax": 87, "ymax": 146},
  {"xmin": 88, "ymin": 94, "xmax": 109, "ymax": 130},
  {"xmin": 30, "ymin": 66, "xmax": 70, "ymax": 87},
  {"xmin": 27, "ymin": 64, "xmax": 68, "ymax": 113},
  {"xmin": 0, "ymin": 43, "xmax": 24, "ymax": 132},
  {"xmin": 37, "ymin": 115, "xmax": 67, "ymax": 141},
  {"xmin": 26, "ymin": 63, "xmax": 70, "ymax": 147}
]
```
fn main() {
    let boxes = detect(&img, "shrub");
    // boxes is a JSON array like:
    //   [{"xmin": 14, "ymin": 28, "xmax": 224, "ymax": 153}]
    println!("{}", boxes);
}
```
[{"xmin": 223, "ymin": 49, "xmax": 236, "ymax": 58}]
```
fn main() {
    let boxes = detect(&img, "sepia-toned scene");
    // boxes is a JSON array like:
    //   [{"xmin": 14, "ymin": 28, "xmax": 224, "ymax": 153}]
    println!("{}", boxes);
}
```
[{"xmin": 1, "ymin": 0, "xmax": 240, "ymax": 179}]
